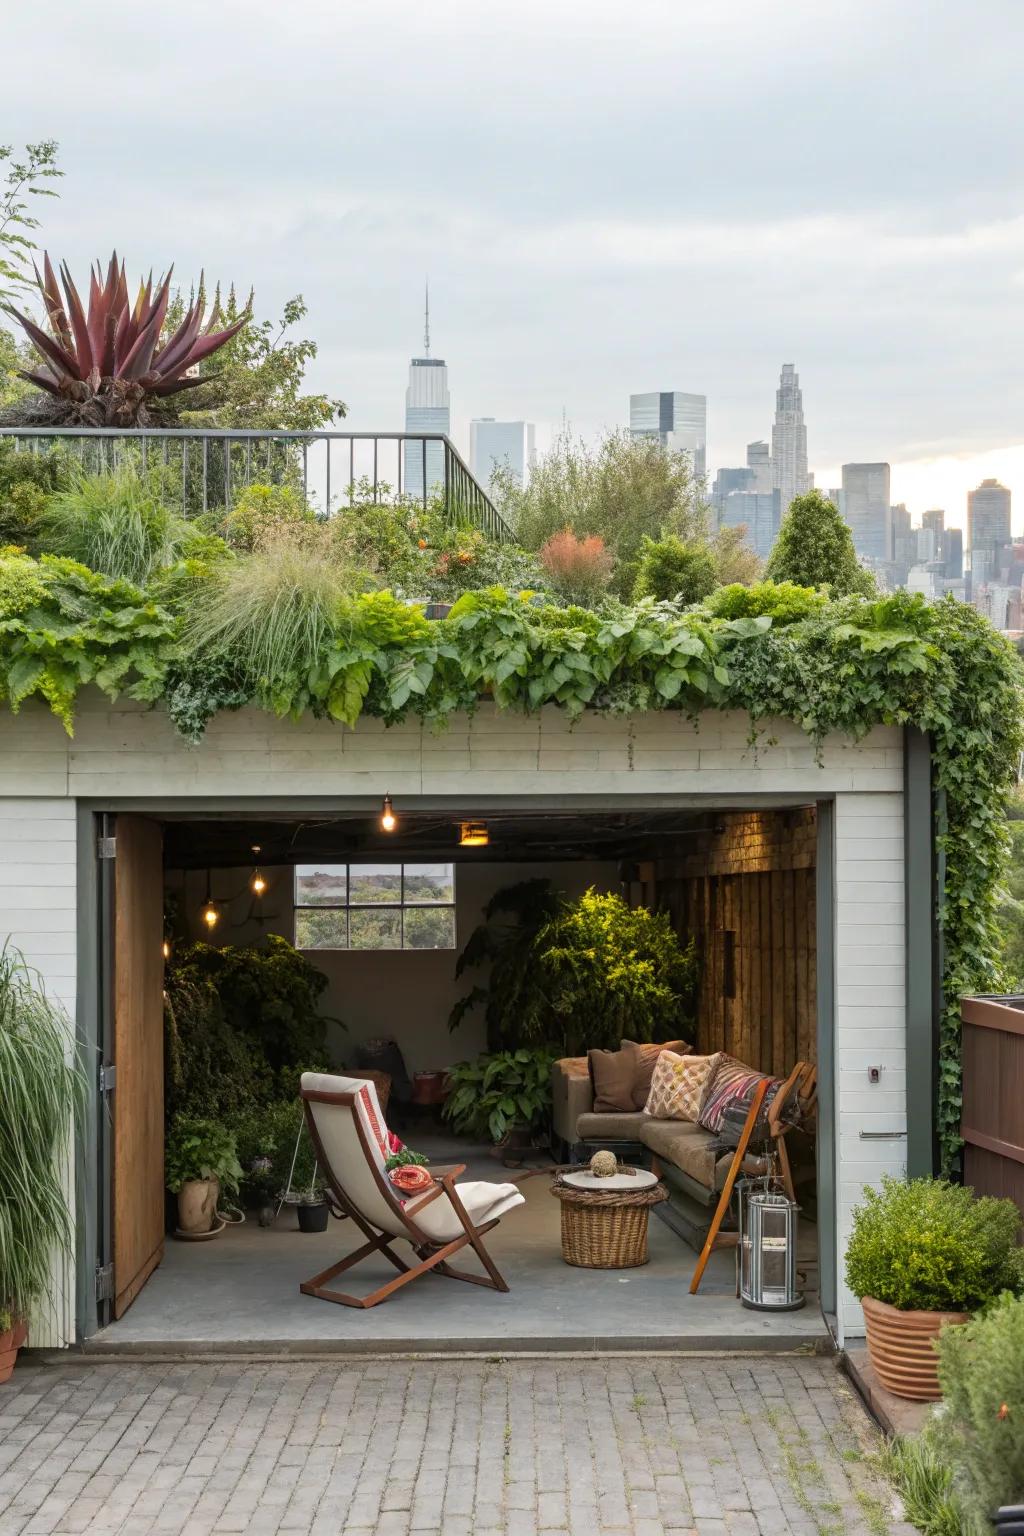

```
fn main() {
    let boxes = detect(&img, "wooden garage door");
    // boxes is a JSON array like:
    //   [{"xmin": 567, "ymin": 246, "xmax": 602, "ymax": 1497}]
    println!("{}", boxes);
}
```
[{"xmin": 113, "ymin": 815, "xmax": 165, "ymax": 1318}]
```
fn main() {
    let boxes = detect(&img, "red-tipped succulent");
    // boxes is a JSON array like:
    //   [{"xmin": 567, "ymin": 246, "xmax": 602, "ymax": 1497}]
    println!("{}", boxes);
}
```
[{"xmin": 2, "ymin": 252, "xmax": 251, "ymax": 426}]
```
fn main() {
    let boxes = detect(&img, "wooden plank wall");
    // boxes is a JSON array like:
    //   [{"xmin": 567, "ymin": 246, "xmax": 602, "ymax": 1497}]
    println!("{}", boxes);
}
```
[
  {"xmin": 654, "ymin": 809, "xmax": 817, "ymax": 1077},
  {"xmin": 962, "ymin": 998, "xmax": 1024, "ymax": 1222}
]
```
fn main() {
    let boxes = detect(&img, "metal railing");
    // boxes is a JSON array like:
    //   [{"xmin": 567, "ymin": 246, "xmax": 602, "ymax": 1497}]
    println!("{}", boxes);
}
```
[{"xmin": 0, "ymin": 427, "xmax": 513, "ymax": 543}]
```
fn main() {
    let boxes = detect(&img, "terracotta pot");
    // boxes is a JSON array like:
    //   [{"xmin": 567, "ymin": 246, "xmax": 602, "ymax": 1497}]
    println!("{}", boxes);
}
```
[
  {"xmin": 861, "ymin": 1294, "xmax": 968, "ymax": 1401},
  {"xmin": 177, "ymin": 1178, "xmax": 219, "ymax": 1234},
  {"xmin": 0, "ymin": 1320, "xmax": 28, "ymax": 1385}
]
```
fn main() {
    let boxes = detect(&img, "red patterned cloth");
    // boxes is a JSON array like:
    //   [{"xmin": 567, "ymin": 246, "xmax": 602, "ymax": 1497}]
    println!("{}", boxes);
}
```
[{"xmin": 698, "ymin": 1056, "xmax": 780, "ymax": 1137}]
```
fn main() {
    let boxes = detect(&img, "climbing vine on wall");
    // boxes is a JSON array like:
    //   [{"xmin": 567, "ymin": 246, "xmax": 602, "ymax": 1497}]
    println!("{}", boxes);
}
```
[{"xmin": 1, "ymin": 550, "xmax": 1022, "ymax": 1170}]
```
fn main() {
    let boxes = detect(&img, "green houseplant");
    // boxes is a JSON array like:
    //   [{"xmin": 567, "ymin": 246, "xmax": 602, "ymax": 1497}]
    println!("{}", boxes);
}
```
[
  {"xmin": 443, "ymin": 1048, "xmax": 559, "ymax": 1151},
  {"xmin": 0, "ymin": 942, "xmax": 86, "ymax": 1382},
  {"xmin": 165, "ymin": 1116, "xmax": 243, "ymax": 1237},
  {"xmin": 844, "ymin": 1175, "xmax": 1023, "ymax": 1401}
]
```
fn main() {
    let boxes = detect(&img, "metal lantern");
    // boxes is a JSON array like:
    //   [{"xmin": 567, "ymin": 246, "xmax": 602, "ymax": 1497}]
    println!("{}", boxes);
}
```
[{"xmin": 738, "ymin": 1181, "xmax": 804, "ymax": 1311}]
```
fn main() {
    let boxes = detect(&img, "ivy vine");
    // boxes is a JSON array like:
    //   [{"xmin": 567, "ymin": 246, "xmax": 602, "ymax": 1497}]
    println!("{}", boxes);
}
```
[{"xmin": 1, "ymin": 553, "xmax": 1021, "ymax": 1170}]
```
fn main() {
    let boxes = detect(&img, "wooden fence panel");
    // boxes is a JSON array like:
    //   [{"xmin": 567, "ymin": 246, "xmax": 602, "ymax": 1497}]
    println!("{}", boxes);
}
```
[{"xmin": 962, "ymin": 996, "xmax": 1024, "ymax": 1221}]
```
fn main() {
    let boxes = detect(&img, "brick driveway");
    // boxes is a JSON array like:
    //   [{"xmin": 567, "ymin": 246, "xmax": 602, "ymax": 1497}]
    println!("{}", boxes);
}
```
[{"xmin": 0, "ymin": 1356, "xmax": 910, "ymax": 1536}]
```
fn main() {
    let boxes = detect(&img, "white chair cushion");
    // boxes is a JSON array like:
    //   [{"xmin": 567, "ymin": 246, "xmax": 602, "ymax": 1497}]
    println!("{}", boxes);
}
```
[{"xmin": 405, "ymin": 1180, "xmax": 525, "ymax": 1244}]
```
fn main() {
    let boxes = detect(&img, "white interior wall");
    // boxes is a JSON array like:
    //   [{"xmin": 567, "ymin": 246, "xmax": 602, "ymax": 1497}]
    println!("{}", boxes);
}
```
[{"xmin": 166, "ymin": 860, "xmax": 620, "ymax": 1074}]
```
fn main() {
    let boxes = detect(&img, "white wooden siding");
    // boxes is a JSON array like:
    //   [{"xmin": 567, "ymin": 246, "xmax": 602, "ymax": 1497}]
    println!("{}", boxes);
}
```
[{"xmin": 0, "ymin": 798, "xmax": 78, "ymax": 1349}]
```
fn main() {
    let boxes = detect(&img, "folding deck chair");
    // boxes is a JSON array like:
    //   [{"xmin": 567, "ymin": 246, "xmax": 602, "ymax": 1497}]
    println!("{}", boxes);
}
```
[{"xmin": 299, "ymin": 1072, "xmax": 526, "ymax": 1309}]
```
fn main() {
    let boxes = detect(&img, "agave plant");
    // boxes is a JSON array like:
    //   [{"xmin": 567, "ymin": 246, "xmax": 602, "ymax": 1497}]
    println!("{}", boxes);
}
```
[{"xmin": 1, "ymin": 252, "xmax": 250, "ymax": 426}]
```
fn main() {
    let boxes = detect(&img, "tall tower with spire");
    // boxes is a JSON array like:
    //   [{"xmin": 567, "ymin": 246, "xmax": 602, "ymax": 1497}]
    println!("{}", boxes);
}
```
[
  {"xmin": 404, "ymin": 283, "xmax": 450, "ymax": 501},
  {"xmin": 770, "ymin": 364, "xmax": 811, "ymax": 516}
]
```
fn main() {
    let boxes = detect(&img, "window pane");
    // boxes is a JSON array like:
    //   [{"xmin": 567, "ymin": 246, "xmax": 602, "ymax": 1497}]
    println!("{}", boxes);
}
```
[
  {"xmin": 403, "ymin": 907, "xmax": 456, "ymax": 950},
  {"xmin": 295, "ymin": 864, "xmax": 347, "ymax": 907},
  {"xmin": 349, "ymin": 907, "xmax": 402, "ymax": 949},
  {"xmin": 403, "ymin": 863, "xmax": 455, "ymax": 904},
  {"xmin": 349, "ymin": 864, "xmax": 402, "ymax": 904},
  {"xmin": 296, "ymin": 908, "xmax": 348, "ymax": 949}
]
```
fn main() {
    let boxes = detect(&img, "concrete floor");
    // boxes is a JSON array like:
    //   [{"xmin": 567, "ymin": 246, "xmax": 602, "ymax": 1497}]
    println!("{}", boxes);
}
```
[{"xmin": 90, "ymin": 1139, "xmax": 826, "ymax": 1354}]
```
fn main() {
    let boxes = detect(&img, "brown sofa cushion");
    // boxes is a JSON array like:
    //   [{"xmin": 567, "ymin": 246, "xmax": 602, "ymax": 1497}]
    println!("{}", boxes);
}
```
[
  {"xmin": 623, "ymin": 1039, "xmax": 691, "ymax": 1109},
  {"xmin": 588, "ymin": 1046, "xmax": 639, "ymax": 1113},
  {"xmin": 576, "ymin": 1110, "xmax": 649, "ymax": 1142}
]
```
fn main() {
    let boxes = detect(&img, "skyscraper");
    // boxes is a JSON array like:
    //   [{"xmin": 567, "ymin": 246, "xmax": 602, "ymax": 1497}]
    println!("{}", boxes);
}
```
[
  {"xmin": 711, "ymin": 441, "xmax": 780, "ymax": 558},
  {"xmin": 967, "ymin": 479, "xmax": 1011, "ymax": 563},
  {"xmin": 404, "ymin": 286, "xmax": 450, "ymax": 500},
  {"xmin": 470, "ymin": 419, "xmax": 536, "ymax": 490},
  {"xmin": 841, "ymin": 463, "xmax": 892, "ymax": 561},
  {"xmin": 770, "ymin": 364, "xmax": 811, "ymax": 515},
  {"xmin": 629, "ymin": 392, "xmax": 707, "ymax": 481}
]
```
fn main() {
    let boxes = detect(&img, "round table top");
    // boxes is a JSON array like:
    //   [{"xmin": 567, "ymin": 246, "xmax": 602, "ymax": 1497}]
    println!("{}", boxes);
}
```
[
  {"xmin": 551, "ymin": 1172, "xmax": 667, "ymax": 1208},
  {"xmin": 560, "ymin": 1168, "xmax": 660, "ymax": 1193}
]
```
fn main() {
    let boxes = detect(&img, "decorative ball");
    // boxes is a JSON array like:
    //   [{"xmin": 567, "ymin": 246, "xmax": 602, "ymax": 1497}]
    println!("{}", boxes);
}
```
[{"xmin": 590, "ymin": 1150, "xmax": 617, "ymax": 1178}]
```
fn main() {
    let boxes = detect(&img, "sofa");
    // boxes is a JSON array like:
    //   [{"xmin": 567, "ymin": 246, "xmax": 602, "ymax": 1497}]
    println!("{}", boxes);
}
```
[{"xmin": 551, "ymin": 1048, "xmax": 813, "ymax": 1248}]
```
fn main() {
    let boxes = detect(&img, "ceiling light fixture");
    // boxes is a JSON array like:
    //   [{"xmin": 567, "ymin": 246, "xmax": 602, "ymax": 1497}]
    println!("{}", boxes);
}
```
[
  {"xmin": 380, "ymin": 794, "xmax": 397, "ymax": 833},
  {"xmin": 459, "ymin": 821, "xmax": 489, "ymax": 847}
]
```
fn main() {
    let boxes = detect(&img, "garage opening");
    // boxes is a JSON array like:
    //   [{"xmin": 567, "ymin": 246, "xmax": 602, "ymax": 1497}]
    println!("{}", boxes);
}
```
[{"xmin": 89, "ymin": 802, "xmax": 828, "ymax": 1350}]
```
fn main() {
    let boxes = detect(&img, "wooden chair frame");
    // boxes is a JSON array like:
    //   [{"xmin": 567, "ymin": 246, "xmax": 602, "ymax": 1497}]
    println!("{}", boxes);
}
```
[
  {"xmin": 299, "ymin": 1084, "xmax": 512, "ymax": 1309},
  {"xmin": 689, "ymin": 1060, "xmax": 817, "ymax": 1295}
]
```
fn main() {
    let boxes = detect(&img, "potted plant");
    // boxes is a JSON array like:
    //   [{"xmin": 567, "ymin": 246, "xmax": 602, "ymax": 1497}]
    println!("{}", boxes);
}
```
[
  {"xmin": 165, "ymin": 1116, "xmax": 243, "ymax": 1237},
  {"xmin": 442, "ymin": 1048, "xmax": 558, "ymax": 1162},
  {"xmin": 0, "ymin": 943, "xmax": 86, "ymax": 1384},
  {"xmin": 296, "ymin": 1184, "xmax": 329, "ymax": 1233},
  {"xmin": 844, "ymin": 1175, "xmax": 1022, "ymax": 1401}
]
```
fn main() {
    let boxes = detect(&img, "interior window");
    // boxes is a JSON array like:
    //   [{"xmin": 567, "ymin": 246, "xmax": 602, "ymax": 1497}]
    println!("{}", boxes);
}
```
[{"xmin": 293, "ymin": 863, "xmax": 456, "ymax": 951}]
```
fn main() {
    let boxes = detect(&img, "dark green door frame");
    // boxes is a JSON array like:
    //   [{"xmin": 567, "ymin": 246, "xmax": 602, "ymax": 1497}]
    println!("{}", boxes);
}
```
[{"xmin": 904, "ymin": 727, "xmax": 940, "ymax": 1177}]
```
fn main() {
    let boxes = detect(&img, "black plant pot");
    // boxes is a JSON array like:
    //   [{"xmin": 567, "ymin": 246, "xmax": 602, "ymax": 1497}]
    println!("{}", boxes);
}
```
[{"xmin": 297, "ymin": 1202, "xmax": 329, "ymax": 1233}]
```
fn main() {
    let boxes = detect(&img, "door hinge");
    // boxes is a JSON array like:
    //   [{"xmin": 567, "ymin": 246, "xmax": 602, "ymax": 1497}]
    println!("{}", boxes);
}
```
[
  {"xmin": 97, "ymin": 835, "xmax": 117, "ymax": 860},
  {"xmin": 95, "ymin": 1264, "xmax": 114, "ymax": 1303},
  {"xmin": 98, "ymin": 1063, "xmax": 116, "ymax": 1095}
]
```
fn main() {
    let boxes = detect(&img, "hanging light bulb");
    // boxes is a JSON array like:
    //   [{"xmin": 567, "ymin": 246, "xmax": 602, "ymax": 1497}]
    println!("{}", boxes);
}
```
[
  {"xmin": 380, "ymin": 794, "xmax": 397, "ymax": 833},
  {"xmin": 201, "ymin": 870, "xmax": 219, "ymax": 930},
  {"xmin": 162, "ymin": 939, "xmax": 171, "ymax": 960},
  {"xmin": 250, "ymin": 845, "xmax": 267, "ymax": 896}
]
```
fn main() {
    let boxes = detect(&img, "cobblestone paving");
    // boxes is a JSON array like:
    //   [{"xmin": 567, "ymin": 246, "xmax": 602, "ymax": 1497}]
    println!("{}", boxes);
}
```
[{"xmin": 0, "ymin": 1356, "xmax": 912, "ymax": 1536}]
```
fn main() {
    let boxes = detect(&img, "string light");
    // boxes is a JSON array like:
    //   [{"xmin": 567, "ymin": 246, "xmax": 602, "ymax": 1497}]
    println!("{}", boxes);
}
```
[
  {"xmin": 250, "ymin": 845, "xmax": 267, "ymax": 896},
  {"xmin": 162, "ymin": 939, "xmax": 171, "ymax": 960},
  {"xmin": 380, "ymin": 794, "xmax": 397, "ymax": 833},
  {"xmin": 201, "ymin": 870, "xmax": 219, "ymax": 930}
]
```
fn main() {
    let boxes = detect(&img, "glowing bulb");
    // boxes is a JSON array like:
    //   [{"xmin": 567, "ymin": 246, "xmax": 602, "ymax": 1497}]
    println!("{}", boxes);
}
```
[
  {"xmin": 162, "ymin": 939, "xmax": 171, "ymax": 960},
  {"xmin": 380, "ymin": 794, "xmax": 397, "ymax": 833},
  {"xmin": 202, "ymin": 902, "xmax": 219, "ymax": 929},
  {"xmin": 251, "ymin": 871, "xmax": 267, "ymax": 896}
]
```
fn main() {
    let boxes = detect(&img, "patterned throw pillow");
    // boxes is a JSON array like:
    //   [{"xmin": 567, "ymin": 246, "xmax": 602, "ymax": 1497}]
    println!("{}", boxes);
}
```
[
  {"xmin": 644, "ymin": 1051, "xmax": 721, "ymax": 1122},
  {"xmin": 623, "ymin": 1039, "xmax": 692, "ymax": 1110},
  {"xmin": 698, "ymin": 1056, "xmax": 780, "ymax": 1137}
]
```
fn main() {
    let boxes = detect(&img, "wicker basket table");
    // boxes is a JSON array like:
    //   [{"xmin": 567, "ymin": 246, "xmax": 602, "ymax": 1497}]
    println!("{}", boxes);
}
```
[{"xmin": 550, "ymin": 1175, "xmax": 668, "ymax": 1269}]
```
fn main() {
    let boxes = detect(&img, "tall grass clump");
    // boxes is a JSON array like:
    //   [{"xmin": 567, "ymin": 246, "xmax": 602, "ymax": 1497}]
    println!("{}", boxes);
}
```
[
  {"xmin": 0, "ymin": 942, "xmax": 87, "ymax": 1333},
  {"xmin": 37, "ymin": 467, "xmax": 190, "ymax": 584},
  {"xmin": 880, "ymin": 1434, "xmax": 965, "ymax": 1536},
  {"xmin": 184, "ymin": 523, "xmax": 357, "ymax": 690}
]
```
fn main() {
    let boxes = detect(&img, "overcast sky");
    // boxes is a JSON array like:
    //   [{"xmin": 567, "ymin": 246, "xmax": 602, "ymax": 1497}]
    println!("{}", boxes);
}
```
[{"xmin": 5, "ymin": 0, "xmax": 1023, "ymax": 528}]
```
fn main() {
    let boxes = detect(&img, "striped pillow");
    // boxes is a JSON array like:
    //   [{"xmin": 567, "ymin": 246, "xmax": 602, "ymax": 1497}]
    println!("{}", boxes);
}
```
[{"xmin": 698, "ymin": 1056, "xmax": 778, "ymax": 1136}]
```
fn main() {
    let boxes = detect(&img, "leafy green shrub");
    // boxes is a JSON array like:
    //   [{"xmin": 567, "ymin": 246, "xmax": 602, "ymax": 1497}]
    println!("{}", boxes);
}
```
[
  {"xmin": 230, "ymin": 1098, "xmax": 316, "ymax": 1201},
  {"xmin": 706, "ymin": 579, "xmax": 825, "ymax": 623},
  {"xmin": 0, "ymin": 437, "xmax": 69, "ymax": 546},
  {"xmin": 765, "ymin": 489, "xmax": 876, "ymax": 597},
  {"xmin": 0, "ymin": 943, "xmax": 87, "ymax": 1327},
  {"xmin": 422, "ymin": 527, "xmax": 544, "ymax": 603},
  {"xmin": 880, "ymin": 1433, "xmax": 965, "ymax": 1536},
  {"xmin": 450, "ymin": 881, "xmax": 696, "ymax": 1054},
  {"xmin": 38, "ymin": 468, "xmax": 192, "ymax": 583},
  {"xmin": 537, "ymin": 888, "xmax": 697, "ymax": 1053},
  {"xmin": 443, "ymin": 1048, "xmax": 558, "ymax": 1144},
  {"xmin": 0, "ymin": 550, "xmax": 178, "ymax": 731},
  {"xmin": 223, "ymin": 482, "xmax": 316, "ymax": 551},
  {"xmin": 165, "ymin": 1116, "xmax": 243, "ymax": 1193},
  {"xmin": 632, "ymin": 534, "xmax": 717, "ymax": 605},
  {"xmin": 844, "ymin": 1176, "xmax": 1023, "ymax": 1311},
  {"xmin": 932, "ymin": 1292, "xmax": 1024, "ymax": 1533}
]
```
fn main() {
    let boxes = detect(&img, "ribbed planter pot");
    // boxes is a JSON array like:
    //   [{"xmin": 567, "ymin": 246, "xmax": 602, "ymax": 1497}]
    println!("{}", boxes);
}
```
[
  {"xmin": 0, "ymin": 1321, "xmax": 28, "ymax": 1385},
  {"xmin": 861, "ymin": 1294, "xmax": 968, "ymax": 1401}
]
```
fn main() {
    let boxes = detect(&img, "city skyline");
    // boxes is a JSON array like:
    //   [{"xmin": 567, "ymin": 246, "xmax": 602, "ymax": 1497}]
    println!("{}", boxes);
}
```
[{"xmin": 8, "ymin": 0, "xmax": 1022, "ymax": 534}]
